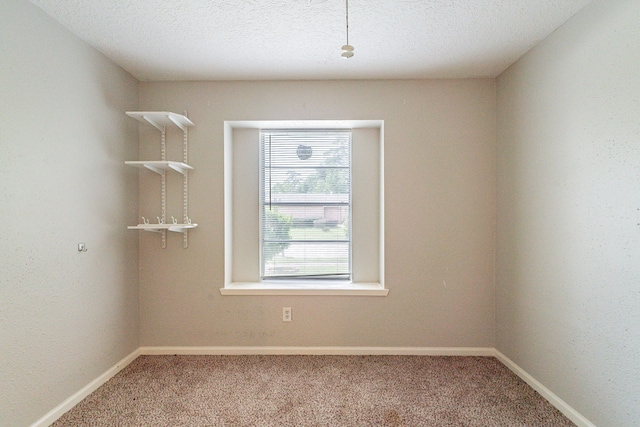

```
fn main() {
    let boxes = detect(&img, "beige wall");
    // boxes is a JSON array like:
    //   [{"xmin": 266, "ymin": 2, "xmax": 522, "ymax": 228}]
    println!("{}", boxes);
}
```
[
  {"xmin": 496, "ymin": 0, "xmax": 640, "ymax": 426},
  {"xmin": 138, "ymin": 79, "xmax": 496, "ymax": 348},
  {"xmin": 0, "ymin": 1, "xmax": 140, "ymax": 425}
]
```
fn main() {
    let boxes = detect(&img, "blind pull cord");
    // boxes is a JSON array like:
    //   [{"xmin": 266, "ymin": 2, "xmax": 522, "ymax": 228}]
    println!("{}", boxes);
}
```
[{"xmin": 269, "ymin": 134, "xmax": 272, "ymax": 211}]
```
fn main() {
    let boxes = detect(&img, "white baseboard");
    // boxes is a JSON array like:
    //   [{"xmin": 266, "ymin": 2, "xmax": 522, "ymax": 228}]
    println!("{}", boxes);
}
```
[
  {"xmin": 493, "ymin": 350, "xmax": 596, "ymax": 427},
  {"xmin": 30, "ymin": 348, "xmax": 141, "ymax": 427},
  {"xmin": 139, "ymin": 346, "xmax": 495, "ymax": 356},
  {"xmin": 33, "ymin": 346, "xmax": 595, "ymax": 427}
]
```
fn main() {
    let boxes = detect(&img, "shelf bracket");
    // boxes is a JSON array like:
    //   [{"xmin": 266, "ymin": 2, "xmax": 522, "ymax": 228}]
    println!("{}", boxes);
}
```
[
  {"xmin": 143, "ymin": 228, "xmax": 164, "ymax": 234},
  {"xmin": 143, "ymin": 164, "xmax": 165, "ymax": 174},
  {"xmin": 142, "ymin": 115, "xmax": 164, "ymax": 132},
  {"xmin": 168, "ymin": 163, "xmax": 187, "ymax": 174},
  {"xmin": 168, "ymin": 114, "xmax": 187, "ymax": 132}
]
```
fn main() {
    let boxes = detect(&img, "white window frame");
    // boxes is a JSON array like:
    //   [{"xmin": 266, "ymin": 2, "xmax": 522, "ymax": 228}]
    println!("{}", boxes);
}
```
[{"xmin": 221, "ymin": 120, "xmax": 387, "ymax": 296}]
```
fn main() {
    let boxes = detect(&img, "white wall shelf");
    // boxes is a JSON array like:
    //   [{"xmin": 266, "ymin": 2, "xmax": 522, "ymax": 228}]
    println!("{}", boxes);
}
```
[
  {"xmin": 126, "ymin": 111, "xmax": 196, "ymax": 248},
  {"xmin": 126, "ymin": 111, "xmax": 194, "ymax": 132},
  {"xmin": 125, "ymin": 161, "xmax": 193, "ymax": 175},
  {"xmin": 128, "ymin": 223, "xmax": 198, "ymax": 233}
]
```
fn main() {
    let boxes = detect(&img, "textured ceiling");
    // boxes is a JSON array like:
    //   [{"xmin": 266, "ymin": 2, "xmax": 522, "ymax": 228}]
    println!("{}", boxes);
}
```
[{"xmin": 30, "ymin": 0, "xmax": 592, "ymax": 81}]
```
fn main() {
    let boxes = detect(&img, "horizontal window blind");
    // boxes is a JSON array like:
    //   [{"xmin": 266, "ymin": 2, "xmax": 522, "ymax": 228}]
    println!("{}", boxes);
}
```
[{"xmin": 261, "ymin": 130, "xmax": 351, "ymax": 280}]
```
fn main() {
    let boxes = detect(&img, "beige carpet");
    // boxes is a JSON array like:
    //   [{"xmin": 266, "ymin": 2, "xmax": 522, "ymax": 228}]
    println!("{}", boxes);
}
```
[{"xmin": 52, "ymin": 355, "xmax": 575, "ymax": 426}]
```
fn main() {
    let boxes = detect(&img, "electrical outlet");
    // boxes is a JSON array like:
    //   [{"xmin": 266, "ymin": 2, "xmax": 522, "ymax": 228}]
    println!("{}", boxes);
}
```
[{"xmin": 283, "ymin": 307, "xmax": 292, "ymax": 322}]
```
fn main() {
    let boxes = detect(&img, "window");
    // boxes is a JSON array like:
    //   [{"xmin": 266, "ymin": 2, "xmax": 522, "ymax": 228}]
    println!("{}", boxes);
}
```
[
  {"xmin": 222, "ymin": 120, "xmax": 386, "ymax": 296},
  {"xmin": 261, "ymin": 130, "xmax": 351, "ymax": 281}
]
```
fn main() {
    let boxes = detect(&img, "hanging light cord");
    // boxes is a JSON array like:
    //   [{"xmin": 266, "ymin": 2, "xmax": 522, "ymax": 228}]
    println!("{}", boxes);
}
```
[
  {"xmin": 341, "ymin": 0, "xmax": 354, "ymax": 58},
  {"xmin": 346, "ymin": 0, "xmax": 349, "ymax": 46}
]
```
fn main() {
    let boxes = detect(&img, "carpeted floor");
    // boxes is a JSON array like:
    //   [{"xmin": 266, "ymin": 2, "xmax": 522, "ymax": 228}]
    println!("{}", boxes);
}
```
[{"xmin": 52, "ymin": 355, "xmax": 576, "ymax": 426}]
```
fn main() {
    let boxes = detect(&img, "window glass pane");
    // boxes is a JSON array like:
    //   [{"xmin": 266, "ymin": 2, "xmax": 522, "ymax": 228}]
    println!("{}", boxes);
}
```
[
  {"xmin": 261, "ymin": 130, "xmax": 351, "ymax": 280},
  {"xmin": 264, "ymin": 241, "xmax": 350, "ymax": 278}
]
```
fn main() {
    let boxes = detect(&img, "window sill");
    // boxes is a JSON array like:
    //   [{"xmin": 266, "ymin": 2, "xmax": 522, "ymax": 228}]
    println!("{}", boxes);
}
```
[{"xmin": 219, "ymin": 282, "xmax": 388, "ymax": 296}]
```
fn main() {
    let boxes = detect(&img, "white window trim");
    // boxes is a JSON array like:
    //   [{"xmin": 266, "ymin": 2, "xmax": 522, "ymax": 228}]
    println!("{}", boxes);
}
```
[
  {"xmin": 220, "ymin": 281, "xmax": 388, "ymax": 296},
  {"xmin": 222, "ymin": 120, "xmax": 386, "ymax": 297}
]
